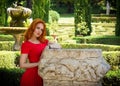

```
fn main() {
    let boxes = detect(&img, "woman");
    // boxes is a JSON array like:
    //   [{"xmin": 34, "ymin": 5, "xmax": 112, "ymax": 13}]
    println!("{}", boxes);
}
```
[{"xmin": 20, "ymin": 18, "xmax": 48, "ymax": 86}]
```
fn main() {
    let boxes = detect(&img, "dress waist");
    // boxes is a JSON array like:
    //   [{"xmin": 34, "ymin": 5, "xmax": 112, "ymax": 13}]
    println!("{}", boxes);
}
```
[{"xmin": 26, "ymin": 66, "xmax": 38, "ymax": 71}]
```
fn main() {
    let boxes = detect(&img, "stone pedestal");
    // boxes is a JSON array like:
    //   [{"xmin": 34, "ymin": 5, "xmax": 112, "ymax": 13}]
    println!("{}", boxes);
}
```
[
  {"xmin": 38, "ymin": 49, "xmax": 110, "ymax": 86},
  {"xmin": 0, "ymin": 27, "xmax": 27, "ymax": 51}
]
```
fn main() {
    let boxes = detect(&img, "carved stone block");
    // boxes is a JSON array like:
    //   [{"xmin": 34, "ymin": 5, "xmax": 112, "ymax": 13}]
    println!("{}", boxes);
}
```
[{"xmin": 38, "ymin": 49, "xmax": 110, "ymax": 86}]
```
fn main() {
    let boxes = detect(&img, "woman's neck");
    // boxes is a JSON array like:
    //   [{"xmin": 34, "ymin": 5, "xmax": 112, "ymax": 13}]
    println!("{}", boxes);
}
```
[{"xmin": 29, "ymin": 37, "xmax": 40, "ymax": 44}]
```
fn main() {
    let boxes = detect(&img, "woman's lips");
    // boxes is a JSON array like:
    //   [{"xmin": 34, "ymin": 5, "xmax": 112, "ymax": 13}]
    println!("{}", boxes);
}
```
[{"xmin": 37, "ymin": 33, "xmax": 40, "ymax": 35}]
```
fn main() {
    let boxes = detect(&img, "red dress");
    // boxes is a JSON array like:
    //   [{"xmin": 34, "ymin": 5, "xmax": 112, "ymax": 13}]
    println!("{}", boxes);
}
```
[{"xmin": 20, "ymin": 40, "xmax": 48, "ymax": 86}]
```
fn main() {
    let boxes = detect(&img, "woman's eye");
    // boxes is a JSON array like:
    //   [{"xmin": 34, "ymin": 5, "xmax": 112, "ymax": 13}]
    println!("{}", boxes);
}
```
[
  {"xmin": 36, "ymin": 27, "xmax": 43, "ymax": 31},
  {"xmin": 36, "ymin": 27, "xmax": 40, "ymax": 29},
  {"xmin": 41, "ymin": 29, "xmax": 44, "ymax": 31}
]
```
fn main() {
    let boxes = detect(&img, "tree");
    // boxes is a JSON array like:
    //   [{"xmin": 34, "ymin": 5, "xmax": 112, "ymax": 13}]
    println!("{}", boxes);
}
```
[
  {"xmin": 74, "ymin": 0, "xmax": 91, "ymax": 36},
  {"xmin": 115, "ymin": 0, "xmax": 120, "ymax": 36},
  {"xmin": 0, "ymin": 0, "xmax": 18, "ymax": 26},
  {"xmin": 32, "ymin": 0, "xmax": 50, "ymax": 22}
]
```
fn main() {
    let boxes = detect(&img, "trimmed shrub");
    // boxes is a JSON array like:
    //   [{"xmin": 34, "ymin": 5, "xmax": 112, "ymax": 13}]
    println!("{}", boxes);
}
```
[
  {"xmin": 0, "ymin": 51, "xmax": 16, "ymax": 68},
  {"xmin": 92, "ymin": 17, "xmax": 116, "ymax": 23},
  {"xmin": 49, "ymin": 10, "xmax": 60, "ymax": 23},
  {"xmin": 61, "ymin": 43, "xmax": 120, "ymax": 51},
  {"xmin": 74, "ymin": 0, "xmax": 92, "ymax": 36},
  {"xmin": 0, "ymin": 41, "xmax": 14, "ymax": 51},
  {"xmin": 0, "ymin": 34, "xmax": 14, "ymax": 41},
  {"xmin": 103, "ymin": 51, "xmax": 120, "ymax": 70},
  {"xmin": 0, "ymin": 51, "xmax": 20, "ymax": 68},
  {"xmin": 73, "ymin": 36, "xmax": 120, "ymax": 45},
  {"xmin": 0, "ymin": 68, "xmax": 24, "ymax": 86},
  {"xmin": 0, "ymin": 51, "xmax": 22, "ymax": 86},
  {"xmin": 1, "ymin": 41, "xmax": 120, "ymax": 51},
  {"xmin": 102, "ymin": 70, "xmax": 120, "ymax": 86},
  {"xmin": 92, "ymin": 14, "xmax": 116, "ymax": 17}
]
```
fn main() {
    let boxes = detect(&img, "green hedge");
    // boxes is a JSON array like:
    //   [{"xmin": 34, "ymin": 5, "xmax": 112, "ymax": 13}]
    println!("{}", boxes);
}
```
[
  {"xmin": 1, "ymin": 35, "xmax": 120, "ymax": 45},
  {"xmin": 92, "ymin": 14, "xmax": 116, "ymax": 17},
  {"xmin": 103, "ymin": 51, "xmax": 120, "ymax": 70},
  {"xmin": 0, "ymin": 51, "xmax": 22, "ymax": 86},
  {"xmin": 92, "ymin": 17, "xmax": 116, "ymax": 23},
  {"xmin": 102, "ymin": 70, "xmax": 120, "ymax": 86},
  {"xmin": 49, "ymin": 10, "xmax": 60, "ymax": 22},
  {"xmin": 87, "ymin": 38, "xmax": 120, "ymax": 45},
  {"xmin": 73, "ymin": 36, "xmax": 120, "ymax": 45},
  {"xmin": 0, "ymin": 34, "xmax": 14, "ymax": 41},
  {"xmin": 61, "ymin": 43, "xmax": 120, "ymax": 51},
  {"xmin": 1, "ymin": 41, "xmax": 120, "ymax": 51},
  {"xmin": 0, "ymin": 68, "xmax": 24, "ymax": 86},
  {"xmin": 0, "ymin": 41, "xmax": 14, "ymax": 51},
  {"xmin": 0, "ymin": 51, "xmax": 20, "ymax": 69}
]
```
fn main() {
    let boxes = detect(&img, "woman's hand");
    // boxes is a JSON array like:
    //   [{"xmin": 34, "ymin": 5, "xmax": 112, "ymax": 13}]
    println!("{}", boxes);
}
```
[{"xmin": 48, "ymin": 41, "xmax": 61, "ymax": 49}]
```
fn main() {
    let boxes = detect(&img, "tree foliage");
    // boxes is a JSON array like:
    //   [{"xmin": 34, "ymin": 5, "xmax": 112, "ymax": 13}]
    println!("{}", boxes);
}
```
[
  {"xmin": 115, "ymin": 0, "xmax": 120, "ymax": 36},
  {"xmin": 32, "ymin": 0, "xmax": 50, "ymax": 22},
  {"xmin": 74, "ymin": 0, "xmax": 91, "ymax": 36}
]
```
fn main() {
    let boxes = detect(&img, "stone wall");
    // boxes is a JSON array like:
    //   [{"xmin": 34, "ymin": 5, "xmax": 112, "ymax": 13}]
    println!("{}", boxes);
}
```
[{"xmin": 38, "ymin": 49, "xmax": 110, "ymax": 86}]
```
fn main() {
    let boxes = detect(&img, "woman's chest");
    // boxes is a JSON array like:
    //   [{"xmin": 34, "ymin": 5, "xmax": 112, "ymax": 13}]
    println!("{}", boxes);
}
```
[{"xmin": 29, "ymin": 44, "xmax": 46, "ymax": 56}]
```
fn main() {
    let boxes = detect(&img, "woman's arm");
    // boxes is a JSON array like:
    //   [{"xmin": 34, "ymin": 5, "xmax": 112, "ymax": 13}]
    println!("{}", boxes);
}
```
[{"xmin": 20, "ymin": 54, "xmax": 39, "ymax": 69}]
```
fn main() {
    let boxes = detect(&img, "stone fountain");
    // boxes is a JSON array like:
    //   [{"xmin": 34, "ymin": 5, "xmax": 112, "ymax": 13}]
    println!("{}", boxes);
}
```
[
  {"xmin": 7, "ymin": 6, "xmax": 32, "ymax": 27},
  {"xmin": 0, "ymin": 6, "xmax": 32, "ymax": 50}
]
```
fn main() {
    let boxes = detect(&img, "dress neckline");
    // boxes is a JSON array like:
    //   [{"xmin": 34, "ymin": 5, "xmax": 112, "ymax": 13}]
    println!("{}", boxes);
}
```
[{"xmin": 27, "ymin": 40, "xmax": 41, "ymax": 45}]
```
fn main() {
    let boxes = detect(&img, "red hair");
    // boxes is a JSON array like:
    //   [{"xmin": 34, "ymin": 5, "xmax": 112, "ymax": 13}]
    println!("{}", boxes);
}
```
[{"xmin": 24, "ymin": 18, "xmax": 46, "ymax": 43}]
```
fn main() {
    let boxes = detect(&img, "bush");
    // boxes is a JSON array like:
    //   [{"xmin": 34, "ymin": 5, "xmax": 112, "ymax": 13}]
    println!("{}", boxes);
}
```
[
  {"xmin": 0, "ymin": 68, "xmax": 24, "ymax": 86},
  {"xmin": 49, "ymin": 10, "xmax": 60, "ymax": 23},
  {"xmin": 103, "ymin": 51, "xmax": 120, "ymax": 70},
  {"xmin": 92, "ymin": 14, "xmax": 116, "ymax": 17},
  {"xmin": 0, "ymin": 51, "xmax": 20, "ymax": 68},
  {"xmin": 73, "ymin": 36, "xmax": 120, "ymax": 45},
  {"xmin": 0, "ymin": 34, "xmax": 14, "ymax": 41},
  {"xmin": 0, "ymin": 41, "xmax": 14, "ymax": 51},
  {"xmin": 77, "ymin": 22, "xmax": 89, "ymax": 36},
  {"xmin": 92, "ymin": 17, "xmax": 116, "ymax": 23},
  {"xmin": 61, "ymin": 43, "xmax": 120, "ymax": 51},
  {"xmin": 0, "ymin": 51, "xmax": 16, "ymax": 68},
  {"xmin": 0, "ymin": 52, "xmax": 22, "ymax": 86},
  {"xmin": 1, "ymin": 41, "xmax": 120, "ymax": 51},
  {"xmin": 102, "ymin": 70, "xmax": 120, "ymax": 86}
]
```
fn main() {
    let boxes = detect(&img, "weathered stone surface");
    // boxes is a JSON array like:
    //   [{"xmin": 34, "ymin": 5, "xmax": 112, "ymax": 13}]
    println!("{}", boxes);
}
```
[{"xmin": 38, "ymin": 49, "xmax": 110, "ymax": 86}]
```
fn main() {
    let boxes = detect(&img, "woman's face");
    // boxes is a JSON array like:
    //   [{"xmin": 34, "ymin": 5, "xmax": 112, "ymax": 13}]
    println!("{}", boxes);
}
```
[{"xmin": 33, "ymin": 23, "xmax": 44, "ymax": 38}]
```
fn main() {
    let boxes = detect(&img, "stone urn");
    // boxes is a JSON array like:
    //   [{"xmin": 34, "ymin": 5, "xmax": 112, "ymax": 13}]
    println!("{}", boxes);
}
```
[{"xmin": 7, "ymin": 6, "xmax": 32, "ymax": 27}]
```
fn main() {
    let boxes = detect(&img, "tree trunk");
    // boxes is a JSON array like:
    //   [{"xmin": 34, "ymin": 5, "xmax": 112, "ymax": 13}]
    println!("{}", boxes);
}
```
[{"xmin": 106, "ymin": 0, "xmax": 110, "ymax": 15}]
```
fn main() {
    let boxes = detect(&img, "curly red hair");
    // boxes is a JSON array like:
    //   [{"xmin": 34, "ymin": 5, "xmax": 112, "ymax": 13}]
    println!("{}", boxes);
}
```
[{"xmin": 24, "ymin": 18, "xmax": 46, "ymax": 43}]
